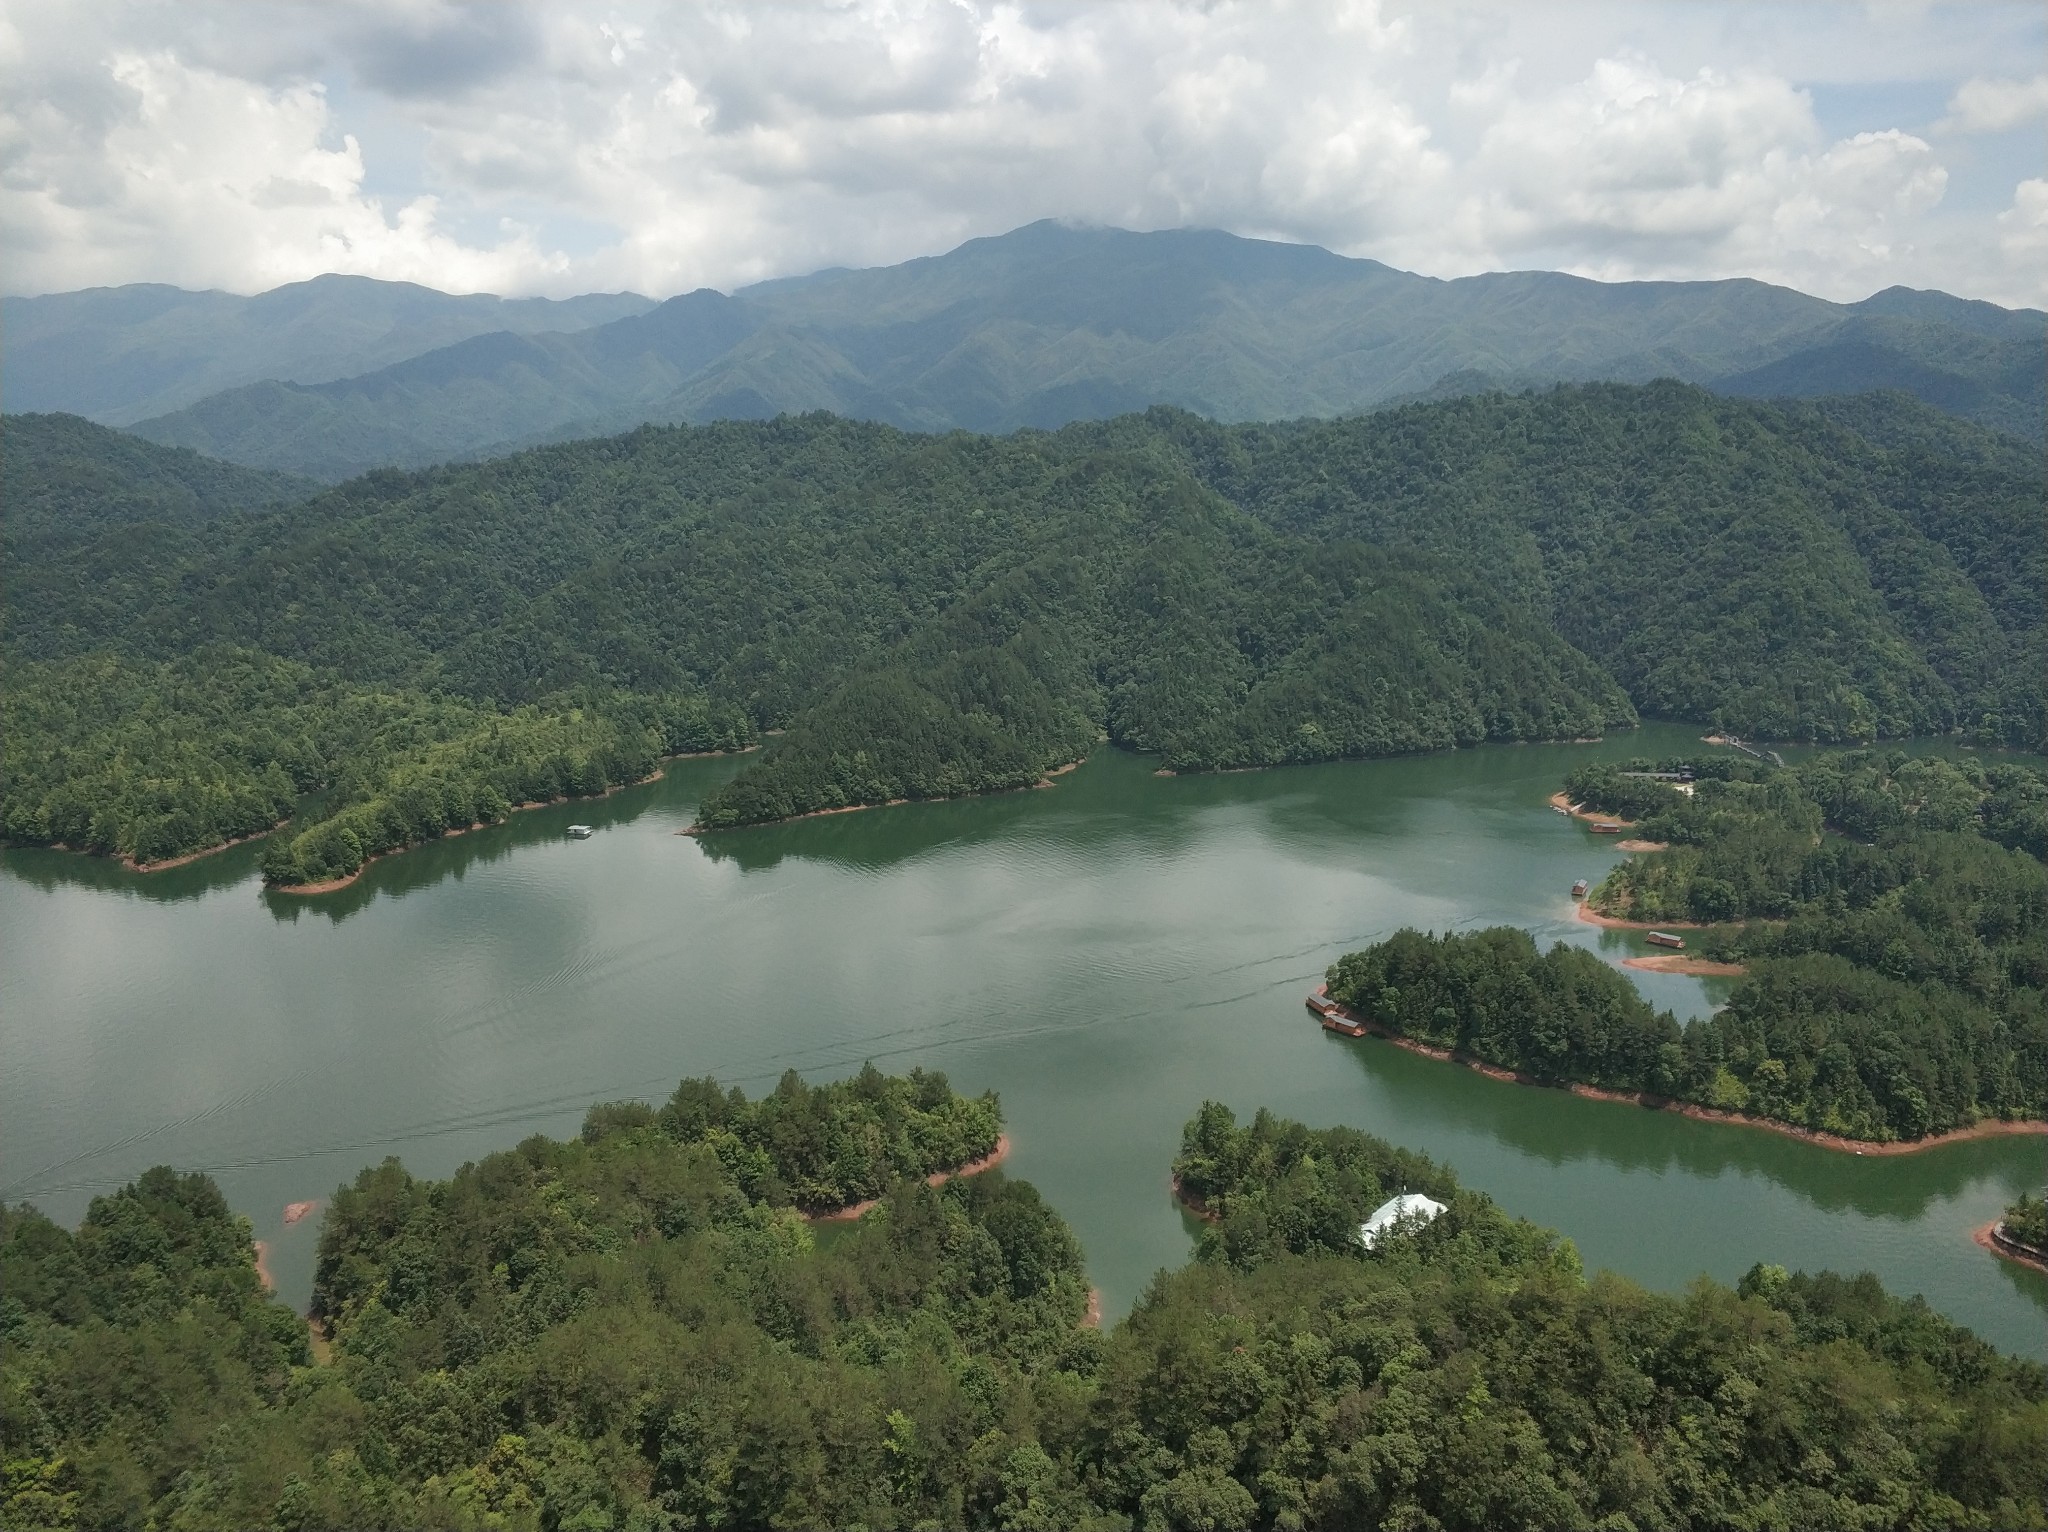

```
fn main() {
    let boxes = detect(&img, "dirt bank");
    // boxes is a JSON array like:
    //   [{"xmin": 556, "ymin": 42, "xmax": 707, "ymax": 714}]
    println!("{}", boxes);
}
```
[
  {"xmin": 283, "ymin": 1199, "xmax": 321, "ymax": 1225},
  {"xmin": 121, "ymin": 820, "xmax": 292, "ymax": 874},
  {"xmin": 1614, "ymin": 839, "xmax": 1669, "ymax": 853},
  {"xmin": 1084, "ymin": 1288, "xmax": 1104, "ymax": 1329},
  {"xmin": 807, "ymin": 1134, "xmax": 1013, "ymax": 1223},
  {"xmin": 1315, "ymin": 994, "xmax": 2045, "ymax": 1156},
  {"xmin": 270, "ymin": 758, "xmax": 698, "ymax": 893},
  {"xmin": 1573, "ymin": 902, "xmax": 1706, "ymax": 932},
  {"xmin": 1547, "ymin": 791, "xmax": 1634, "ymax": 830},
  {"xmin": 687, "ymin": 757, "xmax": 1088, "ymax": 834},
  {"xmin": 1622, "ymin": 954, "xmax": 1748, "ymax": 976},
  {"xmin": 253, "ymin": 1238, "xmax": 276, "ymax": 1292},
  {"xmin": 1975, "ymin": 1220, "xmax": 2048, "ymax": 1276}
]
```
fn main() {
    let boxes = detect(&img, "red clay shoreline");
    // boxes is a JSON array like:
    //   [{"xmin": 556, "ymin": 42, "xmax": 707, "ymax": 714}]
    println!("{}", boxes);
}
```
[
  {"xmin": 1975, "ymin": 1220, "xmax": 2048, "ymax": 1276},
  {"xmin": 1573, "ymin": 901, "xmax": 1709, "ymax": 932},
  {"xmin": 269, "ymin": 748, "xmax": 758, "ymax": 894},
  {"xmin": 683, "ymin": 757, "xmax": 1086, "ymax": 835},
  {"xmin": 1622, "ymin": 953, "xmax": 1748, "ymax": 976},
  {"xmin": 1310, "ymin": 990, "xmax": 2047, "ymax": 1157},
  {"xmin": 805, "ymin": 1134, "xmax": 1013, "ymax": 1223}
]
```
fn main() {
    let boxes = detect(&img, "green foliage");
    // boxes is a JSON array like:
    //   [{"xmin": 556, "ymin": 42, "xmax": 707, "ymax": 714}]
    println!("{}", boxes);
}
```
[
  {"xmin": 1328, "ymin": 928, "xmax": 1685, "ymax": 1091},
  {"xmin": 1325, "ymin": 924, "xmax": 2047, "ymax": 1142},
  {"xmin": 0, "ymin": 649, "xmax": 751, "ymax": 876},
  {"xmin": 1541, "ymin": 749, "xmax": 2048, "ymax": 1140},
  {"xmin": 2, "ymin": 1069, "xmax": 1096, "ymax": 1532},
  {"xmin": 8, "ymin": 384, "xmax": 2042, "ymax": 848},
  {"xmin": 258, "ymin": 691, "xmax": 750, "ymax": 886},
  {"xmin": 0, "ymin": 413, "xmax": 315, "ymax": 550},
  {"xmin": 1134, "ymin": 1106, "xmax": 2048, "ymax": 1532},
  {"xmin": 645, "ymin": 1063, "xmax": 1004, "ymax": 1213},
  {"xmin": 2002, "ymin": 1192, "xmax": 2048, "ymax": 1253},
  {"xmin": 8, "ymin": 1093, "xmax": 2047, "ymax": 1530},
  {"xmin": 61, "ymin": 223, "xmax": 2041, "ymax": 482}
]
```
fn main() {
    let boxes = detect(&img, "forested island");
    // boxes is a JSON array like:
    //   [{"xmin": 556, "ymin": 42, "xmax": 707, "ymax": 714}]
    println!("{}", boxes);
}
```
[
  {"xmin": 1322, "ymin": 749, "xmax": 2048, "ymax": 1144},
  {"xmin": 3, "ymin": 380, "xmax": 2041, "ymax": 871},
  {"xmin": 6, "ymin": 1073, "xmax": 2044, "ymax": 1532}
]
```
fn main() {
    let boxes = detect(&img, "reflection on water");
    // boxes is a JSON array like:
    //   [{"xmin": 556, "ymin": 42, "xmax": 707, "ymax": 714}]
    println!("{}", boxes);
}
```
[{"xmin": 5, "ymin": 724, "xmax": 2044, "ymax": 1354}]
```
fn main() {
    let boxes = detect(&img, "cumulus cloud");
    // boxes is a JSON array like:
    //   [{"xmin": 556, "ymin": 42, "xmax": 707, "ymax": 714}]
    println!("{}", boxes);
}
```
[
  {"xmin": 1, "ymin": 0, "xmax": 2042, "ymax": 307},
  {"xmin": 1941, "ymin": 72, "xmax": 2048, "ymax": 134}
]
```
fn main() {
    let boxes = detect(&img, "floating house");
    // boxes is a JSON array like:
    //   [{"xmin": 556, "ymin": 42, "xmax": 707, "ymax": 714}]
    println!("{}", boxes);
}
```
[
  {"xmin": 1307, "ymin": 987, "xmax": 1369, "ymax": 1038},
  {"xmin": 1571, "ymin": 878, "xmax": 1589, "ymax": 898},
  {"xmin": 566, "ymin": 824, "xmax": 594, "ymax": 839},
  {"xmin": 1645, "ymin": 931, "xmax": 1686, "ymax": 950},
  {"xmin": 1359, "ymin": 1192, "xmax": 1447, "ymax": 1249}
]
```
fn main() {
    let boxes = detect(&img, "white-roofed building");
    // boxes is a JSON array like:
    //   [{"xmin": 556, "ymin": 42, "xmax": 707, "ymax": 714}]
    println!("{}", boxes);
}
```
[{"xmin": 1358, "ymin": 1192, "xmax": 1447, "ymax": 1250}]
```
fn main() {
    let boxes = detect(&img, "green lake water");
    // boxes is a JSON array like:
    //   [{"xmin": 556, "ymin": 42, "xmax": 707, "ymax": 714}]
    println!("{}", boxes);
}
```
[{"xmin": 4, "ymin": 722, "xmax": 2044, "ymax": 1354}]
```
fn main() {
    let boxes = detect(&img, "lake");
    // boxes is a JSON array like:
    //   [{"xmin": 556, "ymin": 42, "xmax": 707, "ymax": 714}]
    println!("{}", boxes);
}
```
[{"xmin": 4, "ymin": 722, "xmax": 2043, "ymax": 1354}]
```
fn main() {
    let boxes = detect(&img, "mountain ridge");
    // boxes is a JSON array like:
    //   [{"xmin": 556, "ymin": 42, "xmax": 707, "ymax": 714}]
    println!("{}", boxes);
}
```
[{"xmin": 12, "ymin": 223, "xmax": 2039, "ymax": 479}]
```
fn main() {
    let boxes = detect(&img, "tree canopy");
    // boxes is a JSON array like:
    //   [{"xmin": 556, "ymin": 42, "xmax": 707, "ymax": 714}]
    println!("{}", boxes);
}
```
[{"xmin": 6, "ymin": 1087, "xmax": 2043, "ymax": 1531}]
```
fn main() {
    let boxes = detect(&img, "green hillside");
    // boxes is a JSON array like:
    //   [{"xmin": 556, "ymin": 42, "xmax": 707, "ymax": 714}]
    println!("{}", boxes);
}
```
[
  {"xmin": 109, "ymin": 224, "xmax": 2045, "ymax": 480},
  {"xmin": 4, "ymin": 385, "xmax": 2038, "ymax": 867},
  {"xmin": 5, "ymin": 1082, "xmax": 2043, "ymax": 1531},
  {"xmin": 1, "ymin": 277, "xmax": 652, "ymax": 424}
]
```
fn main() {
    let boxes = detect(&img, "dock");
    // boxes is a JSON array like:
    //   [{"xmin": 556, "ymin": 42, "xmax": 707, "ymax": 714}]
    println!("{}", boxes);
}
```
[{"xmin": 1307, "ymin": 986, "xmax": 1369, "ymax": 1038}]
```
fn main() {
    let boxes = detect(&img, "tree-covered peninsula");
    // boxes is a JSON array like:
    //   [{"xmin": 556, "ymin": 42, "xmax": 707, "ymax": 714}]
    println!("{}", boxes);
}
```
[
  {"xmin": 4, "ymin": 381, "xmax": 2040, "ymax": 860},
  {"xmin": 1318, "ymin": 749, "xmax": 2048, "ymax": 1143},
  {"xmin": 6, "ymin": 1085, "xmax": 2044, "ymax": 1531}
]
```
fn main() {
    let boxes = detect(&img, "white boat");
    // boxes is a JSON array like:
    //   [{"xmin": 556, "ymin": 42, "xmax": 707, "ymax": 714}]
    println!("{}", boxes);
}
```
[{"xmin": 566, "ymin": 824, "xmax": 594, "ymax": 839}]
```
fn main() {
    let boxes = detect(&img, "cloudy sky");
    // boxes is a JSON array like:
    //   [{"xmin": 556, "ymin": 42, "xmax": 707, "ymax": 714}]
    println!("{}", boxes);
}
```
[{"xmin": 3, "ymin": 0, "xmax": 2043, "ymax": 306}]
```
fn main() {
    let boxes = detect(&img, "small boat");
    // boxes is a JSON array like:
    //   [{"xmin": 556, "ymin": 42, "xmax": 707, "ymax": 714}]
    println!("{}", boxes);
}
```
[
  {"xmin": 1571, "ymin": 878, "xmax": 1589, "ymax": 898},
  {"xmin": 1550, "ymin": 803, "xmax": 1572, "ymax": 815},
  {"xmin": 566, "ymin": 824, "xmax": 594, "ymax": 839},
  {"xmin": 1645, "ymin": 931, "xmax": 1686, "ymax": 950},
  {"xmin": 1588, "ymin": 822, "xmax": 1624, "ymax": 834}
]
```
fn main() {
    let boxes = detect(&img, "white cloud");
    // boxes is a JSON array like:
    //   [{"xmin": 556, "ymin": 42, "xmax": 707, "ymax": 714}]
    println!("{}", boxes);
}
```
[
  {"xmin": 1, "ymin": 0, "xmax": 2043, "ymax": 308},
  {"xmin": 1941, "ymin": 72, "xmax": 2048, "ymax": 133}
]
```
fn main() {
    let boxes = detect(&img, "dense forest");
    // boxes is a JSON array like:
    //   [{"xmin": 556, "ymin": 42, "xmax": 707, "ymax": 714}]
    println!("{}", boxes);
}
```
[
  {"xmin": 6, "ymin": 1082, "xmax": 2044, "ymax": 1531},
  {"xmin": 1311, "ymin": 749, "xmax": 2048, "ymax": 1142},
  {"xmin": 2003, "ymin": 1193, "xmax": 2048, "ymax": 1255},
  {"xmin": 0, "ymin": 648, "xmax": 751, "ymax": 879},
  {"xmin": 1324, "ymin": 923, "xmax": 2046, "ymax": 1142},
  {"xmin": 4, "ymin": 381, "xmax": 2041, "ymax": 861}
]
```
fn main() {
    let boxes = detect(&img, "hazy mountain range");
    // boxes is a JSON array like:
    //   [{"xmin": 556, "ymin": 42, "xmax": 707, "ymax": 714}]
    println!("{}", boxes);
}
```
[{"xmin": 6, "ymin": 221, "xmax": 2042, "ymax": 481}]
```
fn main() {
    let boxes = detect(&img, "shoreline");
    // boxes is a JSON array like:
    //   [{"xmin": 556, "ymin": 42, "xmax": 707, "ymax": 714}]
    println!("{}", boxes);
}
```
[
  {"xmin": 1573, "ymin": 901, "xmax": 1707, "ymax": 932},
  {"xmin": 1621, "ymin": 953, "xmax": 1747, "ymax": 976},
  {"xmin": 1975, "ymin": 1220, "xmax": 2048, "ymax": 1277},
  {"xmin": 806, "ymin": 1134, "xmax": 1012, "ymax": 1223},
  {"xmin": 685, "ymin": 756, "xmax": 1087, "ymax": 835},
  {"xmin": 1547, "ymin": 791, "xmax": 1635, "ymax": 830},
  {"xmin": 267, "ymin": 751, "xmax": 729, "ymax": 894},
  {"xmin": 253, "ymin": 1238, "xmax": 276, "ymax": 1292},
  {"xmin": 1614, "ymin": 838, "xmax": 1668, "ymax": 853},
  {"xmin": 125, "ymin": 820, "xmax": 292, "ymax": 874},
  {"xmin": 1313, "ymin": 991, "xmax": 2046, "ymax": 1156}
]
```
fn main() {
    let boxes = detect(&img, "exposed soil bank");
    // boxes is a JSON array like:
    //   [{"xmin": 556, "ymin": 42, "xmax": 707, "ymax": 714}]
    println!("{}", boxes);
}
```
[
  {"xmin": 253, "ymin": 1238, "xmax": 276, "ymax": 1292},
  {"xmin": 1574, "ymin": 902, "xmax": 1707, "ymax": 932},
  {"xmin": 1615, "ymin": 839, "xmax": 1669, "ymax": 853},
  {"xmin": 124, "ymin": 820, "xmax": 291, "ymax": 873},
  {"xmin": 686, "ymin": 758, "xmax": 1087, "ymax": 834},
  {"xmin": 1084, "ymin": 1288, "xmax": 1104, "ymax": 1329},
  {"xmin": 806, "ymin": 1134, "xmax": 1013, "ymax": 1223},
  {"xmin": 283, "ymin": 1199, "xmax": 320, "ymax": 1225},
  {"xmin": 268, "ymin": 751, "xmax": 739, "ymax": 893},
  {"xmin": 1622, "ymin": 954, "xmax": 1748, "ymax": 976},
  {"xmin": 1316, "ymin": 994, "xmax": 2046, "ymax": 1157},
  {"xmin": 1547, "ymin": 791, "xmax": 1634, "ymax": 829},
  {"xmin": 1975, "ymin": 1221, "xmax": 2048, "ymax": 1277}
]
